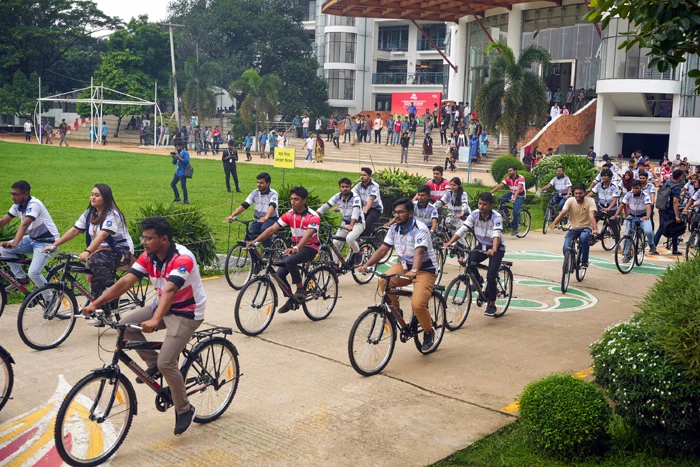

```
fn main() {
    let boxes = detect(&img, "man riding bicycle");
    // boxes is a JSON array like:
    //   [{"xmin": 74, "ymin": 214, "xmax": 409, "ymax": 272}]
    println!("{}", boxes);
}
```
[
  {"xmin": 317, "ymin": 178, "xmax": 365, "ymax": 267},
  {"xmin": 358, "ymin": 198, "xmax": 439, "ymax": 351},
  {"xmin": 552, "ymin": 184, "xmax": 598, "ymax": 268},
  {"xmin": 611, "ymin": 180, "xmax": 657, "ymax": 260},
  {"xmin": 82, "ymin": 216, "xmax": 206, "ymax": 436},
  {"xmin": 247, "ymin": 186, "xmax": 321, "ymax": 314},
  {"xmin": 589, "ymin": 163, "xmax": 621, "ymax": 190},
  {"xmin": 352, "ymin": 167, "xmax": 384, "ymax": 236},
  {"xmin": 491, "ymin": 165, "xmax": 526, "ymax": 236},
  {"xmin": 588, "ymin": 169, "xmax": 620, "ymax": 244},
  {"xmin": 387, "ymin": 185, "xmax": 438, "ymax": 234},
  {"xmin": 444, "ymin": 192, "xmax": 505, "ymax": 317},
  {"xmin": 537, "ymin": 165, "xmax": 571, "ymax": 211},
  {"xmin": 225, "ymin": 172, "xmax": 279, "ymax": 247}
]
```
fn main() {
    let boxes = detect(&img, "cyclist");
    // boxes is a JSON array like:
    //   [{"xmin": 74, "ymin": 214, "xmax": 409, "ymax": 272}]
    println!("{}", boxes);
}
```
[
  {"xmin": 491, "ymin": 165, "xmax": 526, "ymax": 236},
  {"xmin": 552, "ymin": 184, "xmax": 598, "ymax": 268},
  {"xmin": 425, "ymin": 166, "xmax": 451, "ymax": 203},
  {"xmin": 352, "ymin": 167, "xmax": 384, "ymax": 236},
  {"xmin": 588, "ymin": 169, "xmax": 621, "ymax": 244},
  {"xmin": 537, "ymin": 165, "xmax": 572, "ymax": 211},
  {"xmin": 317, "ymin": 178, "xmax": 365, "ymax": 267},
  {"xmin": 611, "ymin": 180, "xmax": 657, "ymax": 260},
  {"xmin": 0, "ymin": 180, "xmax": 59, "ymax": 291},
  {"xmin": 357, "ymin": 198, "xmax": 439, "ymax": 351},
  {"xmin": 639, "ymin": 171, "xmax": 656, "ymax": 230},
  {"xmin": 247, "ymin": 186, "xmax": 321, "ymax": 314},
  {"xmin": 444, "ymin": 192, "xmax": 505, "ymax": 317},
  {"xmin": 387, "ymin": 185, "xmax": 439, "ymax": 234},
  {"xmin": 434, "ymin": 177, "xmax": 470, "ymax": 220},
  {"xmin": 589, "ymin": 162, "xmax": 621, "ymax": 190},
  {"xmin": 225, "ymin": 172, "xmax": 279, "ymax": 247},
  {"xmin": 82, "ymin": 216, "xmax": 206, "ymax": 436},
  {"xmin": 44, "ymin": 184, "xmax": 135, "ymax": 312},
  {"xmin": 682, "ymin": 178, "xmax": 700, "ymax": 229}
]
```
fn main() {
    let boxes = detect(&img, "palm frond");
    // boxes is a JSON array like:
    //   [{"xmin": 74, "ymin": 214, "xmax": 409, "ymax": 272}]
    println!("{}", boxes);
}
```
[{"xmin": 518, "ymin": 45, "xmax": 553, "ymax": 77}]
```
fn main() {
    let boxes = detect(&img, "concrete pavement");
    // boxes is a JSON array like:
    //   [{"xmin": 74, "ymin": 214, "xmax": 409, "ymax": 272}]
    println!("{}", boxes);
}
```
[{"xmin": 0, "ymin": 228, "xmax": 675, "ymax": 466}]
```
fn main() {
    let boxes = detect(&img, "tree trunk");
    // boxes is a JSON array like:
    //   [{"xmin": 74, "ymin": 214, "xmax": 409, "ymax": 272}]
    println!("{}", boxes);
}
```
[{"xmin": 115, "ymin": 115, "xmax": 123, "ymax": 137}]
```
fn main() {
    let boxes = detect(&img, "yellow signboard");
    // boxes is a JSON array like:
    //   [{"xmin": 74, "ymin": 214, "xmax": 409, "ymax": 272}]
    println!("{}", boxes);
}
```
[{"xmin": 274, "ymin": 148, "xmax": 296, "ymax": 168}]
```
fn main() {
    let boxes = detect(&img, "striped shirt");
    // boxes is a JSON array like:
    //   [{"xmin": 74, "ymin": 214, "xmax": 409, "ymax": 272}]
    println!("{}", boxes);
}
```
[
  {"xmin": 317, "ymin": 193, "xmax": 364, "ymax": 225},
  {"xmin": 383, "ymin": 219, "xmax": 438, "ymax": 272},
  {"xmin": 75, "ymin": 208, "xmax": 135, "ymax": 253},
  {"xmin": 426, "ymin": 178, "xmax": 450, "ymax": 202},
  {"xmin": 352, "ymin": 180, "xmax": 383, "ymax": 212},
  {"xmin": 7, "ymin": 197, "xmax": 59, "ymax": 243},
  {"xmin": 621, "ymin": 192, "xmax": 651, "ymax": 217},
  {"xmin": 436, "ymin": 191, "xmax": 470, "ymax": 217},
  {"xmin": 549, "ymin": 175, "xmax": 572, "ymax": 195},
  {"xmin": 456, "ymin": 210, "xmax": 505, "ymax": 251},
  {"xmin": 277, "ymin": 208, "xmax": 321, "ymax": 251},
  {"xmin": 592, "ymin": 182, "xmax": 620, "ymax": 208},
  {"xmin": 413, "ymin": 201, "xmax": 438, "ymax": 227},
  {"xmin": 242, "ymin": 188, "xmax": 279, "ymax": 220}
]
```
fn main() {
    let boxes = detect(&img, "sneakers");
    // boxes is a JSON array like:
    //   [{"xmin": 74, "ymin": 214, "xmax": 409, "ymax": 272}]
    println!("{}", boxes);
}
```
[
  {"xmin": 135, "ymin": 366, "xmax": 161, "ymax": 384},
  {"xmin": 174, "ymin": 406, "xmax": 196, "ymax": 435},
  {"xmin": 510, "ymin": 231, "xmax": 518, "ymax": 237},
  {"xmin": 292, "ymin": 289, "xmax": 307, "ymax": 300},
  {"xmin": 581, "ymin": 261, "xmax": 589, "ymax": 268},
  {"xmin": 172, "ymin": 199, "xmax": 181, "ymax": 203},
  {"xmin": 278, "ymin": 299, "xmax": 294, "ymax": 314},
  {"xmin": 622, "ymin": 254, "xmax": 632, "ymax": 264},
  {"xmin": 421, "ymin": 330, "xmax": 434, "ymax": 352},
  {"xmin": 484, "ymin": 305, "xmax": 497, "ymax": 317},
  {"xmin": 5, "ymin": 277, "xmax": 29, "ymax": 292},
  {"xmin": 648, "ymin": 246, "xmax": 658, "ymax": 255}
]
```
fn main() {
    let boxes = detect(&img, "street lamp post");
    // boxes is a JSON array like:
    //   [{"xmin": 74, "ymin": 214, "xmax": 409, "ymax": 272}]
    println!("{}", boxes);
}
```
[{"xmin": 159, "ymin": 23, "xmax": 185, "ymax": 128}]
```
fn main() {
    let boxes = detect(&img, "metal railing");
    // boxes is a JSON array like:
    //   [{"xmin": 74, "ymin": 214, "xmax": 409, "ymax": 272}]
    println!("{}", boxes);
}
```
[
  {"xmin": 417, "ymin": 38, "xmax": 446, "ymax": 51},
  {"xmin": 377, "ymin": 40, "xmax": 409, "ymax": 52},
  {"xmin": 372, "ymin": 72, "xmax": 446, "ymax": 85},
  {"xmin": 646, "ymin": 99, "xmax": 673, "ymax": 118}
]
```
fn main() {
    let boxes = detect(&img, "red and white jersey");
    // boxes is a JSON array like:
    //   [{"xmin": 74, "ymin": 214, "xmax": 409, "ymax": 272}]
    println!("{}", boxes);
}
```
[
  {"xmin": 503, "ymin": 175, "xmax": 526, "ymax": 199},
  {"xmin": 277, "ymin": 208, "xmax": 321, "ymax": 251},
  {"xmin": 426, "ymin": 178, "xmax": 451, "ymax": 202},
  {"xmin": 130, "ymin": 243, "xmax": 206, "ymax": 320}
]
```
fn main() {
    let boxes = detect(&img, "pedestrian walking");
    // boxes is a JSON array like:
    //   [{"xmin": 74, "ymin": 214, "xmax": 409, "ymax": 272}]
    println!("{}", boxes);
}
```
[
  {"xmin": 302, "ymin": 133, "xmax": 315, "ymax": 162},
  {"xmin": 400, "ymin": 131, "xmax": 410, "ymax": 164},
  {"xmin": 422, "ymin": 134, "xmax": 433, "ymax": 163},
  {"xmin": 244, "ymin": 132, "xmax": 254, "ymax": 161},
  {"xmin": 101, "ymin": 122, "xmax": 109, "ymax": 145},
  {"xmin": 315, "ymin": 133, "xmax": 325, "ymax": 163},
  {"xmin": 170, "ymin": 141, "xmax": 190, "ymax": 204},
  {"xmin": 59, "ymin": 119, "xmax": 69, "ymax": 147},
  {"xmin": 44, "ymin": 121, "xmax": 53, "ymax": 145}
]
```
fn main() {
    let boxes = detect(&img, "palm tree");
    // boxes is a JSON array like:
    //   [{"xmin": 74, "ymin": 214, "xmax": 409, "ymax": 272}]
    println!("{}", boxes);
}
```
[
  {"xmin": 229, "ymin": 68, "xmax": 282, "ymax": 142},
  {"xmin": 181, "ymin": 59, "xmax": 222, "ymax": 120},
  {"xmin": 475, "ymin": 41, "xmax": 552, "ymax": 153}
]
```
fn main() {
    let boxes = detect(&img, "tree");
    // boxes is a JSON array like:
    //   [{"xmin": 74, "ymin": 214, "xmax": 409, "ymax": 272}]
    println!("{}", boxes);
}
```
[
  {"xmin": 0, "ymin": 72, "xmax": 43, "ymax": 118},
  {"xmin": 278, "ymin": 58, "xmax": 332, "ymax": 118},
  {"xmin": 585, "ymin": 0, "xmax": 700, "ymax": 92},
  {"xmin": 229, "ymin": 69, "xmax": 282, "ymax": 138},
  {"xmin": 475, "ymin": 41, "xmax": 551, "ymax": 152},
  {"xmin": 181, "ymin": 59, "xmax": 222, "ymax": 120}
]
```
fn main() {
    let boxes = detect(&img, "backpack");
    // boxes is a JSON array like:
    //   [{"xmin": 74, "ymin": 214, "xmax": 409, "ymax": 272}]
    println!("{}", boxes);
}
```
[{"xmin": 655, "ymin": 182, "xmax": 672, "ymax": 210}]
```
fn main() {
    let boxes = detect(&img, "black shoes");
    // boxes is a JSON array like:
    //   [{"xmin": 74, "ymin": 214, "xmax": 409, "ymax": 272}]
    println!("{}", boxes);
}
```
[
  {"xmin": 484, "ymin": 305, "xmax": 496, "ymax": 317},
  {"xmin": 278, "ymin": 299, "xmax": 294, "ymax": 314},
  {"xmin": 292, "ymin": 289, "xmax": 307, "ymax": 300},
  {"xmin": 136, "ymin": 366, "xmax": 161, "ymax": 384},
  {"xmin": 421, "ymin": 330, "xmax": 434, "ymax": 352},
  {"xmin": 174, "ymin": 406, "xmax": 196, "ymax": 435},
  {"xmin": 172, "ymin": 199, "xmax": 181, "ymax": 203}
]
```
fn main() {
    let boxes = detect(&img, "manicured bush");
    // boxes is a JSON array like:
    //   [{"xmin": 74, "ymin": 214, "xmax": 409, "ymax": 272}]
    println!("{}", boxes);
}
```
[
  {"xmin": 521, "ymin": 171, "xmax": 536, "ymax": 190},
  {"xmin": 519, "ymin": 374, "xmax": 612, "ymax": 459},
  {"xmin": 371, "ymin": 167, "xmax": 428, "ymax": 194},
  {"xmin": 491, "ymin": 155, "xmax": 526, "ymax": 184},
  {"xmin": 532, "ymin": 154, "xmax": 598, "ymax": 188},
  {"xmin": 591, "ymin": 321, "xmax": 700, "ymax": 454}
]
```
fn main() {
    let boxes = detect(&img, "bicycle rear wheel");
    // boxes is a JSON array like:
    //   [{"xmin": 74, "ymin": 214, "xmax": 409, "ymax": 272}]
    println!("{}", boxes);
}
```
[
  {"xmin": 686, "ymin": 231, "xmax": 700, "ymax": 260},
  {"xmin": 493, "ymin": 266, "xmax": 513, "ymax": 317},
  {"xmin": 444, "ymin": 275, "xmax": 471, "ymax": 331},
  {"xmin": 413, "ymin": 292, "xmax": 447, "ymax": 354},
  {"xmin": 180, "ymin": 337, "xmax": 240, "ymax": 423},
  {"xmin": 601, "ymin": 223, "xmax": 616, "ymax": 251},
  {"xmin": 0, "ymin": 347, "xmax": 13, "ymax": 413},
  {"xmin": 224, "ymin": 244, "xmax": 253, "ymax": 290},
  {"xmin": 302, "ymin": 265, "xmax": 338, "ymax": 321},
  {"xmin": 374, "ymin": 227, "xmax": 393, "ymax": 264},
  {"xmin": 516, "ymin": 210, "xmax": 531, "ymax": 238},
  {"xmin": 234, "ymin": 276, "xmax": 277, "ymax": 336},
  {"xmin": 54, "ymin": 371, "xmax": 136, "ymax": 467},
  {"xmin": 614, "ymin": 236, "xmax": 635, "ymax": 274},
  {"xmin": 635, "ymin": 233, "xmax": 646, "ymax": 266},
  {"xmin": 0, "ymin": 286, "xmax": 6, "ymax": 318},
  {"xmin": 543, "ymin": 206, "xmax": 552, "ymax": 234},
  {"xmin": 348, "ymin": 308, "xmax": 396, "ymax": 376},
  {"xmin": 351, "ymin": 242, "xmax": 376, "ymax": 285},
  {"xmin": 575, "ymin": 246, "xmax": 587, "ymax": 282},
  {"xmin": 561, "ymin": 251, "xmax": 572, "ymax": 293},
  {"xmin": 17, "ymin": 283, "xmax": 77, "ymax": 351},
  {"xmin": 434, "ymin": 247, "xmax": 446, "ymax": 285}
]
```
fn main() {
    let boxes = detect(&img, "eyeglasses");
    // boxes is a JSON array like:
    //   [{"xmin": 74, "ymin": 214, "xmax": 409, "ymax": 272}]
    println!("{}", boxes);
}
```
[
  {"xmin": 139, "ymin": 236, "xmax": 157, "ymax": 244},
  {"xmin": 393, "ymin": 210, "xmax": 407, "ymax": 216}
]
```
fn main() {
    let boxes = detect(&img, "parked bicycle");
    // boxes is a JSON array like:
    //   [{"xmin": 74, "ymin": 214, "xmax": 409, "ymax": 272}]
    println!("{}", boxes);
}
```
[
  {"xmin": 561, "ymin": 228, "xmax": 588, "ymax": 293},
  {"xmin": 614, "ymin": 217, "xmax": 649, "ymax": 274},
  {"xmin": 347, "ymin": 270, "xmax": 447, "ymax": 376},
  {"xmin": 315, "ymin": 223, "xmax": 376, "ymax": 285},
  {"xmin": 233, "ymin": 245, "xmax": 338, "ymax": 336},
  {"xmin": 496, "ymin": 199, "xmax": 531, "ymax": 238},
  {"xmin": 16, "ymin": 252, "xmax": 153, "ymax": 351},
  {"xmin": 542, "ymin": 195, "xmax": 570, "ymax": 234},
  {"xmin": 54, "ymin": 310, "xmax": 240, "ymax": 467},
  {"xmin": 0, "ymin": 344, "xmax": 13, "ymax": 413},
  {"xmin": 224, "ymin": 218, "xmax": 289, "ymax": 290}
]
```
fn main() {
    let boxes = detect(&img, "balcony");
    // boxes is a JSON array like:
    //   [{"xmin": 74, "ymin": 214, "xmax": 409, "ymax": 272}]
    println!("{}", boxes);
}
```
[
  {"xmin": 372, "ymin": 72, "xmax": 446, "ymax": 85},
  {"xmin": 417, "ymin": 37, "xmax": 446, "ymax": 51},
  {"xmin": 377, "ymin": 40, "xmax": 408, "ymax": 52}
]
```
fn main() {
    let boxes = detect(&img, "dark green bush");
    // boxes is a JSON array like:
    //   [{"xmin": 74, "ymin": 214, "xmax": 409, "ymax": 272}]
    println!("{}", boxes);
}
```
[
  {"xmin": 591, "ymin": 321, "xmax": 700, "ymax": 454},
  {"xmin": 522, "ymin": 171, "xmax": 536, "ymax": 190},
  {"xmin": 532, "ymin": 154, "xmax": 598, "ymax": 188},
  {"xmin": 519, "ymin": 374, "xmax": 612, "ymax": 459},
  {"xmin": 371, "ymin": 167, "xmax": 428, "ymax": 193},
  {"xmin": 128, "ymin": 202, "xmax": 217, "ymax": 267},
  {"xmin": 0, "ymin": 222, "xmax": 18, "ymax": 242},
  {"xmin": 491, "ymin": 155, "xmax": 526, "ymax": 184}
]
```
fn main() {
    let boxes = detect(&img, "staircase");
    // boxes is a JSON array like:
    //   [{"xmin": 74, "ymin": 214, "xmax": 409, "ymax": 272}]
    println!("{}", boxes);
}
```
[{"xmin": 520, "ymin": 99, "xmax": 597, "ymax": 156}]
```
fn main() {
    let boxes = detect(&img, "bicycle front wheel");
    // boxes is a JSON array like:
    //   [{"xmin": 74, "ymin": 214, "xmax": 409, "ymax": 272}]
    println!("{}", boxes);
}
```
[
  {"xmin": 180, "ymin": 337, "xmax": 240, "ymax": 423},
  {"xmin": 686, "ymin": 231, "xmax": 700, "ymax": 260},
  {"xmin": 434, "ymin": 247, "xmax": 446, "ymax": 285},
  {"xmin": 601, "ymin": 223, "xmax": 616, "ymax": 251},
  {"xmin": 493, "ymin": 266, "xmax": 513, "ymax": 317},
  {"xmin": 351, "ymin": 241, "xmax": 376, "ymax": 285},
  {"xmin": 0, "ymin": 348, "xmax": 13, "ymax": 412},
  {"xmin": 17, "ymin": 283, "xmax": 77, "ymax": 351},
  {"xmin": 348, "ymin": 308, "xmax": 396, "ymax": 376},
  {"xmin": 224, "ymin": 244, "xmax": 253, "ymax": 290},
  {"xmin": 444, "ymin": 275, "xmax": 471, "ymax": 331},
  {"xmin": 54, "ymin": 371, "xmax": 136, "ymax": 467},
  {"xmin": 413, "ymin": 292, "xmax": 447, "ymax": 354},
  {"xmin": 561, "ymin": 252, "xmax": 572, "ymax": 293},
  {"xmin": 302, "ymin": 265, "xmax": 338, "ymax": 321},
  {"xmin": 614, "ymin": 236, "xmax": 635, "ymax": 274},
  {"xmin": 234, "ymin": 276, "xmax": 277, "ymax": 336},
  {"xmin": 516, "ymin": 210, "xmax": 531, "ymax": 238}
]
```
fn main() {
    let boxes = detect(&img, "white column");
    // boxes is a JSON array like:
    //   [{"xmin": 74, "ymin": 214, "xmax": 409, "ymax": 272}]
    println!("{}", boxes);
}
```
[
  {"xmin": 407, "ymin": 24, "xmax": 418, "ymax": 74},
  {"xmin": 593, "ymin": 94, "xmax": 622, "ymax": 157},
  {"xmin": 506, "ymin": 5, "xmax": 523, "ymax": 57},
  {"xmin": 447, "ymin": 18, "xmax": 467, "ymax": 102}
]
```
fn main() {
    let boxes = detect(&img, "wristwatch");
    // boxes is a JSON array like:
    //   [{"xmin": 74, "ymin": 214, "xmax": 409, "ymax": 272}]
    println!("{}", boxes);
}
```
[{"xmin": 410, "ymin": 269, "xmax": 418, "ymax": 273}]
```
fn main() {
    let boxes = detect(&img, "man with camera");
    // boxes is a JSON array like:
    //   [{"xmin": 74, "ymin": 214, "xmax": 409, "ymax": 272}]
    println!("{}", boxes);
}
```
[
  {"xmin": 222, "ymin": 140, "xmax": 241, "ymax": 193},
  {"xmin": 170, "ymin": 140, "xmax": 190, "ymax": 204}
]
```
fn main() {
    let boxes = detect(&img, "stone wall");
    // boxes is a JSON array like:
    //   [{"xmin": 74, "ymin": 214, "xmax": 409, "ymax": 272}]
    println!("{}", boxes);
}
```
[{"xmin": 522, "ymin": 99, "xmax": 597, "ymax": 155}]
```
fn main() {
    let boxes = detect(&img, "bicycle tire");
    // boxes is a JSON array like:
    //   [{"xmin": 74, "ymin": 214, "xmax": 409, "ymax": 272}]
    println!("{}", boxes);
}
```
[
  {"xmin": 302, "ymin": 265, "xmax": 338, "ymax": 321},
  {"xmin": 180, "ymin": 337, "xmax": 240, "ymax": 423},
  {"xmin": 561, "ymin": 251, "xmax": 572, "ymax": 293},
  {"xmin": 575, "ymin": 245, "xmax": 587, "ymax": 282},
  {"xmin": 54, "ymin": 370, "xmax": 136, "ymax": 467},
  {"xmin": 413, "ymin": 291, "xmax": 447, "ymax": 354},
  {"xmin": 543, "ymin": 206, "xmax": 552, "ymax": 234},
  {"xmin": 270, "ymin": 235, "xmax": 288, "ymax": 260},
  {"xmin": 348, "ymin": 308, "xmax": 396, "ymax": 376},
  {"xmin": 374, "ymin": 227, "xmax": 393, "ymax": 264},
  {"xmin": 224, "ymin": 244, "xmax": 253, "ymax": 290},
  {"xmin": 0, "ymin": 286, "xmax": 6, "ymax": 318},
  {"xmin": 635, "ymin": 232, "xmax": 646, "ymax": 266},
  {"xmin": 234, "ymin": 276, "xmax": 277, "ymax": 336},
  {"xmin": 493, "ymin": 266, "xmax": 513, "ymax": 317},
  {"xmin": 17, "ymin": 283, "xmax": 78, "ymax": 351},
  {"xmin": 601, "ymin": 223, "xmax": 616, "ymax": 251},
  {"xmin": 351, "ymin": 242, "xmax": 376, "ymax": 285},
  {"xmin": 516, "ymin": 209, "xmax": 531, "ymax": 238},
  {"xmin": 435, "ymin": 248, "xmax": 445, "ymax": 285},
  {"xmin": 444, "ymin": 275, "xmax": 471, "ymax": 331},
  {"xmin": 686, "ymin": 231, "xmax": 699, "ymax": 261},
  {"xmin": 46, "ymin": 262, "xmax": 91, "ymax": 298},
  {"xmin": 614, "ymin": 236, "xmax": 635, "ymax": 274},
  {"xmin": 0, "ymin": 347, "xmax": 13, "ymax": 413}
]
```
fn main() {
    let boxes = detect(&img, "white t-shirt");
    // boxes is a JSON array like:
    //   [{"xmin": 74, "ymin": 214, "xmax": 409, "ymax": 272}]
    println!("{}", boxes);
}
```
[
  {"xmin": 302, "ymin": 117, "xmax": 309, "ymax": 128},
  {"xmin": 74, "ymin": 208, "xmax": 135, "ymax": 253},
  {"xmin": 305, "ymin": 137, "xmax": 315, "ymax": 151},
  {"xmin": 8, "ymin": 197, "xmax": 59, "ymax": 243},
  {"xmin": 24, "ymin": 121, "xmax": 32, "ymax": 132}
]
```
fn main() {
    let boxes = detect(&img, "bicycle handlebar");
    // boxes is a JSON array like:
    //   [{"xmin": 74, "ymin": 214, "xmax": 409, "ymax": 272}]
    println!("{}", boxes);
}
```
[
  {"xmin": 364, "ymin": 268, "xmax": 409, "ymax": 281},
  {"xmin": 86, "ymin": 309, "xmax": 145, "ymax": 331}
]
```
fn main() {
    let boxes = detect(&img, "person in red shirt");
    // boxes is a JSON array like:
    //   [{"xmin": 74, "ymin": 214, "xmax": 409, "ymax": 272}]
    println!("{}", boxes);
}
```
[
  {"xmin": 248, "ymin": 186, "xmax": 320, "ymax": 313},
  {"xmin": 425, "ymin": 166, "xmax": 450, "ymax": 202},
  {"xmin": 491, "ymin": 165, "xmax": 527, "ymax": 236}
]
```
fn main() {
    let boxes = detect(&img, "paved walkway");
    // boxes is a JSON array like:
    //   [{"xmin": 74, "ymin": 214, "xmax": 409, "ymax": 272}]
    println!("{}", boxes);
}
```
[{"xmin": 0, "ymin": 228, "xmax": 677, "ymax": 466}]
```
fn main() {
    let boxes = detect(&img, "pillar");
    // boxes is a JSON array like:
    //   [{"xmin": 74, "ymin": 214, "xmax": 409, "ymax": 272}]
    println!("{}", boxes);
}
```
[{"xmin": 447, "ymin": 18, "xmax": 467, "ymax": 102}]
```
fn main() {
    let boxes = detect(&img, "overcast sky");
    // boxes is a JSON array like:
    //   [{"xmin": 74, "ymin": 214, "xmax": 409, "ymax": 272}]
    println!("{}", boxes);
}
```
[{"xmin": 95, "ymin": 0, "xmax": 171, "ymax": 24}]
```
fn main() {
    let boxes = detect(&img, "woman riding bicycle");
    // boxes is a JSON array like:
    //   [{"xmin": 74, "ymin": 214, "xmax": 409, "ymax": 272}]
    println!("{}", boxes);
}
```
[
  {"xmin": 434, "ymin": 177, "xmax": 470, "ymax": 220},
  {"xmin": 45, "ymin": 184, "xmax": 134, "ymax": 309}
]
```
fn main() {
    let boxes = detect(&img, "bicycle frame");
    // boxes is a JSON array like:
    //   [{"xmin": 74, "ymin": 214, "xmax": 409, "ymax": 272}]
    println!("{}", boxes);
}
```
[
  {"xmin": 318, "ymin": 224, "xmax": 353, "ymax": 271},
  {"xmin": 0, "ymin": 257, "xmax": 33, "ymax": 293}
]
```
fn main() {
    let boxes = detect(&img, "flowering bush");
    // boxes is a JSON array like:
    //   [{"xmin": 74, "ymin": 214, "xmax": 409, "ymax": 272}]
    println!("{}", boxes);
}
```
[{"xmin": 590, "ymin": 321, "xmax": 700, "ymax": 454}]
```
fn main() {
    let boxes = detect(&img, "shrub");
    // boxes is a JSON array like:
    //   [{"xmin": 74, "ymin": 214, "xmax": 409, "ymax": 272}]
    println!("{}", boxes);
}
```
[
  {"xmin": 532, "ymin": 154, "xmax": 598, "ymax": 188},
  {"xmin": 0, "ymin": 222, "xmax": 18, "ymax": 243},
  {"xmin": 371, "ymin": 167, "xmax": 428, "ymax": 194},
  {"xmin": 128, "ymin": 202, "xmax": 218, "ymax": 268},
  {"xmin": 519, "ymin": 374, "xmax": 612, "ymax": 459},
  {"xmin": 591, "ymin": 321, "xmax": 700, "ymax": 454},
  {"xmin": 521, "ymin": 171, "xmax": 536, "ymax": 190},
  {"xmin": 491, "ymin": 155, "xmax": 526, "ymax": 184}
]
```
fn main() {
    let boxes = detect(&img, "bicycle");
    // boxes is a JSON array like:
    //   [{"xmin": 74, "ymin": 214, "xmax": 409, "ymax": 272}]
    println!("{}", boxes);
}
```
[
  {"xmin": 233, "ymin": 245, "xmax": 339, "ymax": 336},
  {"xmin": 16, "ymin": 252, "xmax": 154, "ymax": 351},
  {"xmin": 0, "ymin": 254, "xmax": 63, "ymax": 317},
  {"xmin": 443, "ymin": 246, "xmax": 514, "ymax": 330},
  {"xmin": 590, "ymin": 210, "xmax": 619, "ymax": 251},
  {"xmin": 315, "ymin": 223, "xmax": 376, "ymax": 285},
  {"xmin": 361, "ymin": 224, "xmax": 393, "ymax": 264},
  {"xmin": 347, "ymin": 270, "xmax": 447, "ymax": 376},
  {"xmin": 561, "ymin": 228, "xmax": 589, "ymax": 293},
  {"xmin": 542, "ymin": 195, "xmax": 570, "ymax": 234},
  {"xmin": 54, "ymin": 310, "xmax": 240, "ymax": 467},
  {"xmin": 496, "ymin": 199, "xmax": 531, "ymax": 238},
  {"xmin": 224, "ymin": 218, "xmax": 289, "ymax": 290},
  {"xmin": 614, "ymin": 217, "xmax": 648, "ymax": 274},
  {"xmin": 685, "ymin": 212, "xmax": 700, "ymax": 260},
  {"xmin": 0, "ymin": 344, "xmax": 13, "ymax": 412}
]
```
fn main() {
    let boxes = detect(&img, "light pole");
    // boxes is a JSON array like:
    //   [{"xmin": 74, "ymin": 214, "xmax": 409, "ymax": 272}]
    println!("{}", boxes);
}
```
[{"xmin": 159, "ymin": 23, "xmax": 185, "ymax": 127}]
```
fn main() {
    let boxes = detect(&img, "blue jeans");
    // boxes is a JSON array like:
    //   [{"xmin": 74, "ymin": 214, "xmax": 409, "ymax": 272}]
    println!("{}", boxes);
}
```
[
  {"xmin": 410, "ymin": 131, "xmax": 416, "ymax": 145},
  {"xmin": 623, "ymin": 217, "xmax": 655, "ymax": 255},
  {"xmin": 0, "ymin": 236, "xmax": 52, "ymax": 287},
  {"xmin": 499, "ymin": 193, "xmax": 525, "ymax": 231},
  {"xmin": 171, "ymin": 174, "xmax": 188, "ymax": 202},
  {"xmin": 303, "ymin": 128, "xmax": 309, "ymax": 139},
  {"xmin": 248, "ymin": 217, "xmax": 279, "ymax": 247},
  {"xmin": 393, "ymin": 132, "xmax": 401, "ymax": 145},
  {"xmin": 552, "ymin": 194, "xmax": 568, "ymax": 211},
  {"xmin": 306, "ymin": 149, "xmax": 314, "ymax": 161},
  {"xmin": 563, "ymin": 228, "xmax": 592, "ymax": 264}
]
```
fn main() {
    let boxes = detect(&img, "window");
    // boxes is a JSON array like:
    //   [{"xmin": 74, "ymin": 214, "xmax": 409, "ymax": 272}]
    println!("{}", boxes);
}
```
[
  {"xmin": 417, "ymin": 23, "xmax": 447, "ymax": 50},
  {"xmin": 378, "ymin": 26, "xmax": 409, "ymax": 51},
  {"xmin": 326, "ymin": 15, "xmax": 355, "ymax": 27},
  {"xmin": 681, "ymin": 55, "xmax": 700, "ymax": 118},
  {"xmin": 326, "ymin": 32, "xmax": 356, "ymax": 63},
  {"xmin": 326, "ymin": 69, "xmax": 355, "ymax": 100}
]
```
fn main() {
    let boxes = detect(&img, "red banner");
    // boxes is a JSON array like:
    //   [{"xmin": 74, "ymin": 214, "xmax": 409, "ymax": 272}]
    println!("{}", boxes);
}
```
[{"xmin": 390, "ymin": 92, "xmax": 443, "ymax": 121}]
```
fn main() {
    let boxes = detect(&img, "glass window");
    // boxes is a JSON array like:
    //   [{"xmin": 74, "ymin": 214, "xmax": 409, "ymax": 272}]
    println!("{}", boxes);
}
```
[
  {"xmin": 326, "ymin": 32, "xmax": 356, "ymax": 63},
  {"xmin": 326, "ymin": 15, "xmax": 355, "ymax": 27},
  {"xmin": 681, "ymin": 55, "xmax": 700, "ymax": 117},
  {"xmin": 378, "ymin": 26, "xmax": 409, "ymax": 51},
  {"xmin": 326, "ymin": 69, "xmax": 355, "ymax": 100}
]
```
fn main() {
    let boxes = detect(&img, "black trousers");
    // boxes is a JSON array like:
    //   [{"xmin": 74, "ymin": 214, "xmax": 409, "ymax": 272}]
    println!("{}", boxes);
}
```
[
  {"xmin": 595, "ymin": 210, "xmax": 620, "ymax": 243},
  {"xmin": 467, "ymin": 248, "xmax": 505, "ymax": 302},
  {"xmin": 277, "ymin": 247, "xmax": 317, "ymax": 286},
  {"xmin": 224, "ymin": 165, "xmax": 239, "ymax": 191},
  {"xmin": 363, "ymin": 208, "xmax": 382, "ymax": 237},
  {"xmin": 374, "ymin": 129, "xmax": 382, "ymax": 144}
]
